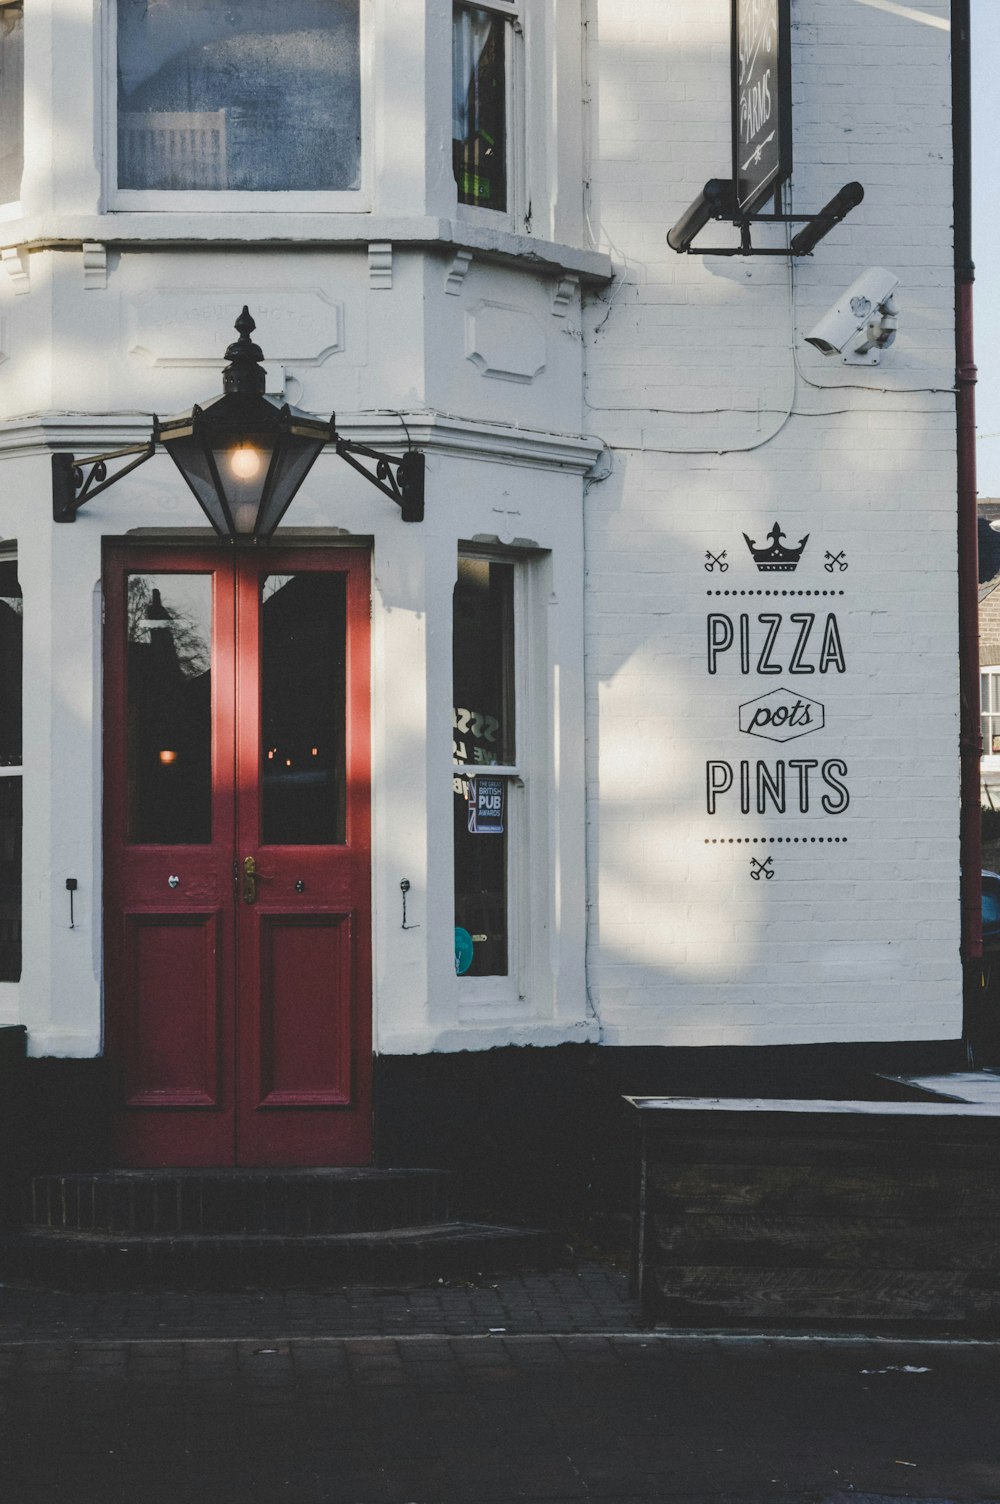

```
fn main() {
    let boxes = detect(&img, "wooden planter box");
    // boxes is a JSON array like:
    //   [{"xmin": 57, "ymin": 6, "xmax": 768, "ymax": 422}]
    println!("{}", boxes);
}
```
[{"xmin": 627, "ymin": 1097, "xmax": 1000, "ymax": 1332}]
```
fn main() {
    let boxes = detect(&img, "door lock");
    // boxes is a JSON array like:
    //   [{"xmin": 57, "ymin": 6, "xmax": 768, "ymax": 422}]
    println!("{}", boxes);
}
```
[{"xmin": 242, "ymin": 855, "xmax": 257, "ymax": 904}]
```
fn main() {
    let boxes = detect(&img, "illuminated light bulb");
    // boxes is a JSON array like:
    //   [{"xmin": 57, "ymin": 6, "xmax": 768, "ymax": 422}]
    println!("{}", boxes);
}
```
[
  {"xmin": 285, "ymin": 759, "xmax": 292, "ymax": 768},
  {"xmin": 311, "ymin": 747, "xmax": 318, "ymax": 757},
  {"xmin": 229, "ymin": 443, "xmax": 262, "ymax": 480},
  {"xmin": 267, "ymin": 749, "xmax": 275, "ymax": 760},
  {"xmin": 159, "ymin": 749, "xmax": 178, "ymax": 766}
]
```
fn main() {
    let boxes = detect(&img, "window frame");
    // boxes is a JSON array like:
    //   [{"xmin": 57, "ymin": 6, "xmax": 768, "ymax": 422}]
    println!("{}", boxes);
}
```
[
  {"xmin": 452, "ymin": 0, "xmax": 524, "ymax": 231},
  {"xmin": 983, "ymin": 666, "xmax": 1000, "ymax": 769},
  {"xmin": 103, "ymin": 0, "xmax": 373, "ymax": 213},
  {"xmin": 452, "ymin": 547, "xmax": 533, "ymax": 1010}
]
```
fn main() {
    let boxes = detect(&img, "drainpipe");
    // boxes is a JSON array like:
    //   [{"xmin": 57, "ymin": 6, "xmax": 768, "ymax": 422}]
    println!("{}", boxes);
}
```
[{"xmin": 952, "ymin": 0, "xmax": 983, "ymax": 1053}]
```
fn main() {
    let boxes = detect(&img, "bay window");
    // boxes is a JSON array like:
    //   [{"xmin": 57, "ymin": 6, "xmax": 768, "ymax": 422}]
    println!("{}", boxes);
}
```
[
  {"xmin": 453, "ymin": 556, "xmax": 519, "ymax": 980},
  {"xmin": 452, "ymin": 0, "xmax": 519, "ymax": 216},
  {"xmin": 115, "ymin": 0, "xmax": 361, "ymax": 196},
  {"xmin": 0, "ymin": 1, "xmax": 23, "ymax": 206}
]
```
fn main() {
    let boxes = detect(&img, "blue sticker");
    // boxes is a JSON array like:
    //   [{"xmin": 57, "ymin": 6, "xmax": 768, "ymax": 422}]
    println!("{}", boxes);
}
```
[
  {"xmin": 468, "ymin": 776, "xmax": 504, "ymax": 835},
  {"xmin": 454, "ymin": 926, "xmax": 475, "ymax": 975}
]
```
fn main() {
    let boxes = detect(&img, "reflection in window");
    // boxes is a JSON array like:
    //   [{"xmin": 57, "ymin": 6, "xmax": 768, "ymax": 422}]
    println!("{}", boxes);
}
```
[
  {"xmin": 127, "ymin": 575, "xmax": 212, "ymax": 845},
  {"xmin": 0, "ymin": 556, "xmax": 21, "ymax": 981},
  {"xmin": 452, "ymin": 3, "xmax": 509, "ymax": 211},
  {"xmin": 0, "ymin": 2, "xmax": 24, "ymax": 205},
  {"xmin": 453, "ymin": 558, "xmax": 514, "ymax": 977},
  {"xmin": 261, "ymin": 574, "xmax": 347, "ymax": 846},
  {"xmin": 117, "ymin": 0, "xmax": 361, "ymax": 192}
]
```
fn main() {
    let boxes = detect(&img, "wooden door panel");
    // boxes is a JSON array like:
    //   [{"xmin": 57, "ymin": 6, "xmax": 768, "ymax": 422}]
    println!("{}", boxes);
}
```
[
  {"xmin": 235, "ymin": 550, "xmax": 372, "ymax": 1166},
  {"xmin": 104, "ymin": 545, "xmax": 372, "ymax": 1168},
  {"xmin": 123, "ymin": 910, "xmax": 223, "ymax": 1107},
  {"xmin": 255, "ymin": 912, "xmax": 353, "ymax": 1107}
]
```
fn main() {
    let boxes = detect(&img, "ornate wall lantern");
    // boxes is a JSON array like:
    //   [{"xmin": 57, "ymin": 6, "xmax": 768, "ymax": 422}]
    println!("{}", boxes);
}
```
[{"xmin": 52, "ymin": 309, "xmax": 424, "ymax": 540}]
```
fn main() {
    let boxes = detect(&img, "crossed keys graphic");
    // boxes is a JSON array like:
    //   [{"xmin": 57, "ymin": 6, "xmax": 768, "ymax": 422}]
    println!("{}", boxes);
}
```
[
  {"xmin": 704, "ymin": 549, "xmax": 728, "ymax": 573},
  {"xmin": 750, "ymin": 856, "xmax": 774, "ymax": 881},
  {"xmin": 824, "ymin": 550, "xmax": 848, "ymax": 573}
]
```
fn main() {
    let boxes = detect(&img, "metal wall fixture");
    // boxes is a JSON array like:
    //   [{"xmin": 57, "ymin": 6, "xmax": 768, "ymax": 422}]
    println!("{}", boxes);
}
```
[
  {"xmin": 667, "ymin": 179, "xmax": 865, "ymax": 257},
  {"xmin": 52, "ymin": 308, "xmax": 425, "ymax": 541}
]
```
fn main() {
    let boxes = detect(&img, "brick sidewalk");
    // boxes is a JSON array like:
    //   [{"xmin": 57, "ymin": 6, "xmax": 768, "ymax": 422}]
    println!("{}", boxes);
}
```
[
  {"xmin": 1, "ymin": 1330, "xmax": 999, "ymax": 1503},
  {"xmin": 0, "ymin": 1262, "xmax": 640, "ymax": 1341}
]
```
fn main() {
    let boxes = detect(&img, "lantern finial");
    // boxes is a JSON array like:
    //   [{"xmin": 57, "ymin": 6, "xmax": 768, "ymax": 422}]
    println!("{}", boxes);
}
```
[{"xmin": 223, "ymin": 307, "xmax": 266, "ymax": 396}]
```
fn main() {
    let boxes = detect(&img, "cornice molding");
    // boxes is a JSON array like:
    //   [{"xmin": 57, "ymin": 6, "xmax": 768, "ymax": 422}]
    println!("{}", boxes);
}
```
[
  {"xmin": 0, "ymin": 215, "xmax": 614, "ymax": 285},
  {"xmin": 0, "ymin": 411, "xmax": 606, "ymax": 475}
]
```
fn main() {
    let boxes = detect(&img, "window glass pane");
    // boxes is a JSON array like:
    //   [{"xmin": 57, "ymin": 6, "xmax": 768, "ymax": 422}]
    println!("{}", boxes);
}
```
[
  {"xmin": 0, "ymin": 558, "xmax": 21, "ymax": 768},
  {"xmin": 452, "ymin": 5, "xmax": 507, "ymax": 211},
  {"xmin": 261, "ymin": 574, "xmax": 346, "ymax": 846},
  {"xmin": 453, "ymin": 558, "xmax": 514, "ymax": 767},
  {"xmin": 453, "ymin": 559, "xmax": 514, "ymax": 977},
  {"xmin": 118, "ymin": 0, "xmax": 361, "ymax": 191},
  {"xmin": 127, "ymin": 575, "xmax": 212, "ymax": 844},
  {"xmin": 0, "ymin": 2, "xmax": 23, "ymax": 204},
  {"xmin": 0, "ymin": 777, "xmax": 20, "ymax": 982}
]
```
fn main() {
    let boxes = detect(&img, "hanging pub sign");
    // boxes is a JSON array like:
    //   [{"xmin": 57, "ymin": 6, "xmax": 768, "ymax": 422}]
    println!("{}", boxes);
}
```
[
  {"xmin": 731, "ymin": 0, "xmax": 792, "ymax": 215},
  {"xmin": 467, "ymin": 776, "xmax": 505, "ymax": 835}
]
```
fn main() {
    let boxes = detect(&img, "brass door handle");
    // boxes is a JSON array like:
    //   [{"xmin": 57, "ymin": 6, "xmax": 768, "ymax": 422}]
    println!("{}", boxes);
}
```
[{"xmin": 242, "ymin": 855, "xmax": 258, "ymax": 904}]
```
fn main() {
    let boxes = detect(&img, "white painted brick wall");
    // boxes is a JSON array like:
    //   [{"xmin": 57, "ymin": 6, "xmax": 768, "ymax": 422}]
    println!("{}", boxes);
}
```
[{"xmin": 584, "ymin": 0, "xmax": 961, "ymax": 1047}]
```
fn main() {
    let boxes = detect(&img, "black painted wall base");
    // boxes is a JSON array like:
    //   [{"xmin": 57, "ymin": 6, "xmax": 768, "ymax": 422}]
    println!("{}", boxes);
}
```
[
  {"xmin": 373, "ymin": 1038, "xmax": 967, "ymax": 1235},
  {"xmin": 2, "ymin": 1036, "xmax": 967, "ymax": 1241}
]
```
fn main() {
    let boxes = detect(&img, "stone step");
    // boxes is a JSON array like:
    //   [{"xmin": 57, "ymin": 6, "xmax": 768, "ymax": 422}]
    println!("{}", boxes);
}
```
[
  {"xmin": 25, "ymin": 1168, "xmax": 450, "ymax": 1236},
  {"xmin": 0, "ymin": 1222, "xmax": 562, "ymax": 1291}
]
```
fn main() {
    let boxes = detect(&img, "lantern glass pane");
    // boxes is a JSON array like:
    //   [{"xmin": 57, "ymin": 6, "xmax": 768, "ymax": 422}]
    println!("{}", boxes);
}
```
[
  {"xmin": 161, "ymin": 430, "xmax": 233, "ymax": 536},
  {"xmin": 254, "ymin": 433, "xmax": 327, "ymax": 540}
]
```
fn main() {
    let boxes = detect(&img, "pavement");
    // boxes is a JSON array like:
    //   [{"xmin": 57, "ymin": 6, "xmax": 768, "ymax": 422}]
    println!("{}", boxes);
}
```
[{"xmin": 1, "ymin": 1261, "xmax": 999, "ymax": 1504}]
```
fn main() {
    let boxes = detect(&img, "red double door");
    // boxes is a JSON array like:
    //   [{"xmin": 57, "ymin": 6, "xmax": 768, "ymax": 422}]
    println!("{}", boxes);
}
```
[{"xmin": 103, "ymin": 546, "xmax": 372, "ymax": 1166}]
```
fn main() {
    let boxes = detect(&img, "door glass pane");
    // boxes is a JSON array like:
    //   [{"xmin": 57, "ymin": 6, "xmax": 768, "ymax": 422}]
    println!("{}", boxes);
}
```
[
  {"xmin": 0, "ymin": 557, "xmax": 22, "ymax": 767},
  {"xmin": 127, "ymin": 574, "xmax": 212, "ymax": 844},
  {"xmin": 453, "ymin": 558, "xmax": 514, "ymax": 977},
  {"xmin": 117, "ymin": 0, "xmax": 361, "ymax": 191},
  {"xmin": 261, "ymin": 574, "xmax": 346, "ymax": 845}
]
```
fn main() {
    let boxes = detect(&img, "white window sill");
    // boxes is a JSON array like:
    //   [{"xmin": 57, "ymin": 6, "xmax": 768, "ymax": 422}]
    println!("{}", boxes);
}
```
[{"xmin": 0, "ymin": 213, "xmax": 613, "ymax": 284}]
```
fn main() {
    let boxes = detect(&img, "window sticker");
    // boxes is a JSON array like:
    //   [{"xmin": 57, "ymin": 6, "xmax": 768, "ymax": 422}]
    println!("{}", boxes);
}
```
[{"xmin": 467, "ymin": 776, "xmax": 504, "ymax": 835}]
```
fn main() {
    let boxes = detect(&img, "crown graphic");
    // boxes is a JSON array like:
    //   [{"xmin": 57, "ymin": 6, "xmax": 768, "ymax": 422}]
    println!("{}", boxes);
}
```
[{"xmin": 743, "ymin": 522, "xmax": 809, "ymax": 572}]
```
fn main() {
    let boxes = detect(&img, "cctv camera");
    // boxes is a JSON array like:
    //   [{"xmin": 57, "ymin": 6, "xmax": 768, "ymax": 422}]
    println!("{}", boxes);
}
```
[{"xmin": 805, "ymin": 267, "xmax": 900, "ymax": 365}]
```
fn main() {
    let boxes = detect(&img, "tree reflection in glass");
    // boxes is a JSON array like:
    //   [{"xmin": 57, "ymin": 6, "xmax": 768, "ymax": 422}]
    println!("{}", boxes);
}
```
[{"xmin": 126, "ymin": 575, "xmax": 212, "ymax": 845}]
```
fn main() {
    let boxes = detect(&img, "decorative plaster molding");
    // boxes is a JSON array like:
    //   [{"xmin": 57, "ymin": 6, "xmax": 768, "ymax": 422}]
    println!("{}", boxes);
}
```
[
  {"xmin": 465, "ymin": 301, "xmax": 546, "ymax": 384},
  {"xmin": 552, "ymin": 275, "xmax": 578, "ymax": 317},
  {"xmin": 445, "ymin": 249, "xmax": 473, "ymax": 295},
  {"xmin": 127, "ymin": 289, "xmax": 343, "ymax": 368},
  {"xmin": 82, "ymin": 242, "xmax": 107, "ymax": 290},
  {"xmin": 1, "ymin": 246, "xmax": 29, "ymax": 295},
  {"xmin": 368, "ymin": 241, "xmax": 393, "ymax": 289}
]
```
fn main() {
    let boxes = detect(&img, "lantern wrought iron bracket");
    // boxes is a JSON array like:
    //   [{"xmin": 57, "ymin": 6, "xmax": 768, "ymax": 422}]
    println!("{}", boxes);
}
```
[
  {"xmin": 52, "ymin": 438, "xmax": 157, "ymax": 523},
  {"xmin": 53, "ymin": 429, "xmax": 426, "ymax": 526},
  {"xmin": 334, "ymin": 436, "xmax": 425, "ymax": 523}
]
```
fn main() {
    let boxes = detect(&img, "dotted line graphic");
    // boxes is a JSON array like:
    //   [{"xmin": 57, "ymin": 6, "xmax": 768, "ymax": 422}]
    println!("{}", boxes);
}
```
[
  {"xmin": 704, "ymin": 837, "xmax": 849, "ymax": 844},
  {"xmin": 706, "ymin": 590, "xmax": 846, "ymax": 597}
]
